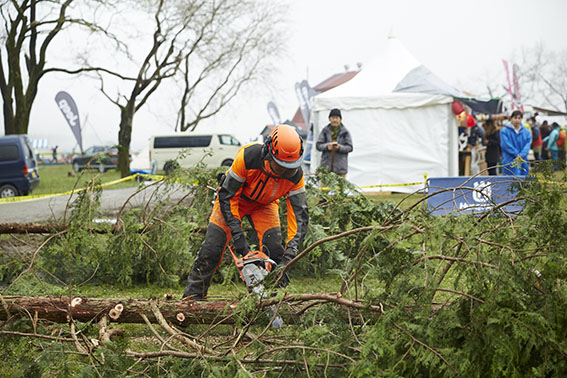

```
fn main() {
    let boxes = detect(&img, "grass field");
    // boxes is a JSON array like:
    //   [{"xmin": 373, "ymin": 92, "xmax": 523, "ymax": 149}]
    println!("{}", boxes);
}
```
[
  {"xmin": 33, "ymin": 164, "xmax": 139, "ymax": 195},
  {"xmin": 4, "ymin": 269, "xmax": 346, "ymax": 300}
]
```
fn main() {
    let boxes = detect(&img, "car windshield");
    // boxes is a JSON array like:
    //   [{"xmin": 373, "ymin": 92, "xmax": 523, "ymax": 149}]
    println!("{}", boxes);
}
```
[{"xmin": 83, "ymin": 146, "xmax": 112, "ymax": 155}]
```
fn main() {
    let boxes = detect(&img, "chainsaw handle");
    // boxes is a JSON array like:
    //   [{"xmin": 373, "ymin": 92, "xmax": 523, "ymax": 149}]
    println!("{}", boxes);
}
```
[{"xmin": 229, "ymin": 246, "xmax": 274, "ymax": 276}]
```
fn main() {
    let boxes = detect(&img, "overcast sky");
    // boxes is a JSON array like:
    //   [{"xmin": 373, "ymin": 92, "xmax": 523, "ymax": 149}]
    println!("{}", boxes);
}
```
[{"xmin": 9, "ymin": 0, "xmax": 567, "ymax": 154}]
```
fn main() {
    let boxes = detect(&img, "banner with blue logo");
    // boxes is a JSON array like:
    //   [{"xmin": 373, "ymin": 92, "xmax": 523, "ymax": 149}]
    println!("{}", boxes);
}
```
[{"xmin": 426, "ymin": 176, "xmax": 527, "ymax": 216}]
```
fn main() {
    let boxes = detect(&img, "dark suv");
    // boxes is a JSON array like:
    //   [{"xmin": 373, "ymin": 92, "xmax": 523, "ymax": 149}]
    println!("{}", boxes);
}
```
[
  {"xmin": 0, "ymin": 135, "xmax": 40, "ymax": 197},
  {"xmin": 71, "ymin": 145, "xmax": 119, "ymax": 173}
]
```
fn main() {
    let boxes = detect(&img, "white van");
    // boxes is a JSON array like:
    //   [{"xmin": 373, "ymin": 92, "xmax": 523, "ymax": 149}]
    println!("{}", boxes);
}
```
[{"xmin": 149, "ymin": 133, "xmax": 242, "ymax": 173}]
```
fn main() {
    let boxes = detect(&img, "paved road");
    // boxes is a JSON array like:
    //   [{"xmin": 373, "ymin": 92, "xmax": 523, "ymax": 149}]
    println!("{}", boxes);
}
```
[{"xmin": 0, "ymin": 183, "xmax": 188, "ymax": 223}]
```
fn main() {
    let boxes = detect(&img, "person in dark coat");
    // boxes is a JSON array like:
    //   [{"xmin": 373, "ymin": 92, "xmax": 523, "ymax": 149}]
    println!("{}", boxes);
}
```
[
  {"xmin": 315, "ymin": 108, "xmax": 353, "ymax": 177},
  {"xmin": 540, "ymin": 120, "xmax": 551, "ymax": 160},
  {"xmin": 482, "ymin": 120, "xmax": 501, "ymax": 176},
  {"xmin": 52, "ymin": 145, "xmax": 58, "ymax": 163}
]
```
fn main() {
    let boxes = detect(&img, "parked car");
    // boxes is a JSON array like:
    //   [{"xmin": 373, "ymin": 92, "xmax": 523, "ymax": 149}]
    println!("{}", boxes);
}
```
[
  {"xmin": 0, "ymin": 135, "xmax": 40, "ymax": 197},
  {"xmin": 71, "ymin": 145, "xmax": 119, "ymax": 173},
  {"xmin": 149, "ymin": 133, "xmax": 242, "ymax": 174}
]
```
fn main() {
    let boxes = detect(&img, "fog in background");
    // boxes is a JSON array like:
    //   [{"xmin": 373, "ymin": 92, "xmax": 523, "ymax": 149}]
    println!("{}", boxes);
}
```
[{"xmin": 4, "ymin": 0, "xmax": 566, "ymax": 154}]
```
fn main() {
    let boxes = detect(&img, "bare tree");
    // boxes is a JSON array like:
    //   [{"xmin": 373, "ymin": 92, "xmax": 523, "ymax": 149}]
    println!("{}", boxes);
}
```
[
  {"xmin": 90, "ymin": 0, "xmax": 287, "ymax": 177},
  {"xmin": 0, "ymin": 0, "xmax": 117, "ymax": 135},
  {"xmin": 497, "ymin": 43, "xmax": 567, "ymax": 114},
  {"xmin": 518, "ymin": 43, "xmax": 567, "ymax": 114},
  {"xmin": 470, "ymin": 44, "xmax": 567, "ymax": 117}
]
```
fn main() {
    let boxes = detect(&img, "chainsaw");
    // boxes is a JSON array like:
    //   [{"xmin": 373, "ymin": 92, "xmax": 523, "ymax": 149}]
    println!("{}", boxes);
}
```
[{"xmin": 229, "ymin": 246, "xmax": 284, "ymax": 329}]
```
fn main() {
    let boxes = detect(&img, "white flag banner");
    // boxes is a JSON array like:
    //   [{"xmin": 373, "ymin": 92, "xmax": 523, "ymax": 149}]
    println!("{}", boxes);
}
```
[
  {"xmin": 295, "ymin": 80, "xmax": 318, "ymax": 129},
  {"xmin": 267, "ymin": 101, "xmax": 281, "ymax": 125}
]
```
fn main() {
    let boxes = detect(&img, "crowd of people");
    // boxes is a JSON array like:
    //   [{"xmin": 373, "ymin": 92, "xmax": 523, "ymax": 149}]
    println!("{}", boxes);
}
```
[{"xmin": 466, "ymin": 111, "xmax": 566, "ymax": 176}]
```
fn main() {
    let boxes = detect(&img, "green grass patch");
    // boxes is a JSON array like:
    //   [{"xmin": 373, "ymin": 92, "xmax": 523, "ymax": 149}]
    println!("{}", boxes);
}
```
[
  {"xmin": 34, "ymin": 164, "xmax": 138, "ymax": 195},
  {"xmin": 2, "ymin": 271, "xmax": 345, "ymax": 301}
]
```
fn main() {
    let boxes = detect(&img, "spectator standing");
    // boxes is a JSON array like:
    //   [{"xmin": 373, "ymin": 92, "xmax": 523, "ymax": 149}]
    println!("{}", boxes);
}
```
[
  {"xmin": 529, "ymin": 117, "xmax": 542, "ymax": 161},
  {"xmin": 543, "ymin": 122, "xmax": 561, "ymax": 170},
  {"xmin": 52, "ymin": 145, "xmax": 58, "ymax": 163},
  {"xmin": 315, "ymin": 108, "xmax": 353, "ymax": 177},
  {"xmin": 500, "ymin": 110, "xmax": 532, "ymax": 175},
  {"xmin": 540, "ymin": 120, "xmax": 551, "ymax": 160},
  {"xmin": 482, "ymin": 120, "xmax": 501, "ymax": 175},
  {"xmin": 468, "ymin": 122, "xmax": 486, "ymax": 148},
  {"xmin": 468, "ymin": 120, "xmax": 485, "ymax": 175},
  {"xmin": 558, "ymin": 125, "xmax": 567, "ymax": 166}
]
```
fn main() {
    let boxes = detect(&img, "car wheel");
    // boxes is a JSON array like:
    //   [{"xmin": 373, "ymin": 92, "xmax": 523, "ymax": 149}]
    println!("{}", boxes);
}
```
[
  {"xmin": 73, "ymin": 162, "xmax": 81, "ymax": 172},
  {"xmin": 0, "ymin": 184, "xmax": 19, "ymax": 198},
  {"xmin": 98, "ymin": 164, "xmax": 106, "ymax": 173},
  {"xmin": 221, "ymin": 159, "xmax": 233, "ymax": 167}
]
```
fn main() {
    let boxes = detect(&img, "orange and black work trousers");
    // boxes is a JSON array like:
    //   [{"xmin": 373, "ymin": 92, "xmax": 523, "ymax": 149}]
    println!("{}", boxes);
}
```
[{"xmin": 183, "ymin": 198, "xmax": 285, "ymax": 299}]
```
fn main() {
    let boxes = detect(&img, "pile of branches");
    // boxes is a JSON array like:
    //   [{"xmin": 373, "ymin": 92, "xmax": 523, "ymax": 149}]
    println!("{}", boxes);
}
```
[
  {"xmin": 0, "ymin": 292, "xmax": 383, "ymax": 373},
  {"xmin": 0, "ymin": 168, "xmax": 566, "ymax": 376}
]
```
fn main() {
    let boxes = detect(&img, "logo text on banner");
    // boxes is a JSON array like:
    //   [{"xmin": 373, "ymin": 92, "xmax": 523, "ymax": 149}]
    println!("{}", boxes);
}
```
[{"xmin": 426, "ymin": 176, "xmax": 527, "ymax": 216}]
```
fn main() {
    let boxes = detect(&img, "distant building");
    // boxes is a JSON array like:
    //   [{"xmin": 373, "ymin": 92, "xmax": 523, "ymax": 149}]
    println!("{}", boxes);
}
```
[
  {"xmin": 292, "ymin": 70, "xmax": 360, "ymax": 131},
  {"xmin": 524, "ymin": 104, "xmax": 567, "ymax": 125}
]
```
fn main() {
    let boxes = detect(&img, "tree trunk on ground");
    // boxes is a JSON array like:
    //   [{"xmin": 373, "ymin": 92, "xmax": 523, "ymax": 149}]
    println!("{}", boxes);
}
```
[
  {"xmin": 0, "ymin": 223, "xmax": 67, "ymax": 234},
  {"xmin": 0, "ymin": 294, "xmax": 380, "ymax": 325},
  {"xmin": 0, "ymin": 296, "xmax": 241, "ymax": 325},
  {"xmin": 0, "ymin": 222, "xmax": 208, "ymax": 234}
]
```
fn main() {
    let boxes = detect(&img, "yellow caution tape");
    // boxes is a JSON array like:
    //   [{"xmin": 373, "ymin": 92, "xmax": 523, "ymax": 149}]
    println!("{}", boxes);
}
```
[
  {"xmin": 318, "ymin": 173, "xmax": 430, "ymax": 191},
  {"xmin": 0, "ymin": 172, "xmax": 200, "ymax": 204},
  {"xmin": 138, "ymin": 174, "xmax": 166, "ymax": 181},
  {"xmin": 4, "ymin": 169, "xmax": 562, "ymax": 205},
  {"xmin": 318, "ymin": 181, "xmax": 425, "ymax": 192},
  {"xmin": 0, "ymin": 192, "xmax": 66, "ymax": 204},
  {"xmin": 538, "ymin": 179, "xmax": 567, "ymax": 186},
  {"xmin": 0, "ymin": 174, "xmax": 141, "ymax": 204},
  {"xmin": 359, "ymin": 181, "xmax": 425, "ymax": 189}
]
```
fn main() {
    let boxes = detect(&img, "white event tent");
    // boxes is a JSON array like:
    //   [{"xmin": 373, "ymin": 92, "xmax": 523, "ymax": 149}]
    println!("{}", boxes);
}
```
[{"xmin": 310, "ymin": 36, "xmax": 460, "ymax": 193}]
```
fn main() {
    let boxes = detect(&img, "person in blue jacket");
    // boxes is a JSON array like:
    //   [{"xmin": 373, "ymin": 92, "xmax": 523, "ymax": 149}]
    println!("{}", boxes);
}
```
[
  {"xmin": 543, "ymin": 122, "xmax": 561, "ymax": 170},
  {"xmin": 500, "ymin": 110, "xmax": 532, "ymax": 175}
]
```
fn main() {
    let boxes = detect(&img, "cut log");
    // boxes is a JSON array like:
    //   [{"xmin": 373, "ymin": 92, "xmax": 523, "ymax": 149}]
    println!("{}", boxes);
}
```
[
  {"xmin": 0, "ymin": 222, "xmax": 210, "ymax": 234},
  {"xmin": 0, "ymin": 296, "xmax": 241, "ymax": 325},
  {"xmin": 0, "ymin": 223, "xmax": 67, "ymax": 234},
  {"xmin": 0, "ymin": 294, "xmax": 381, "ymax": 325}
]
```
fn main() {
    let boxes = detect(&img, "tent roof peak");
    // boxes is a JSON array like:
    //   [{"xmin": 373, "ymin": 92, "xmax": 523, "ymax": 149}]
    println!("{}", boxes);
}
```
[{"xmin": 387, "ymin": 26, "xmax": 396, "ymax": 39}]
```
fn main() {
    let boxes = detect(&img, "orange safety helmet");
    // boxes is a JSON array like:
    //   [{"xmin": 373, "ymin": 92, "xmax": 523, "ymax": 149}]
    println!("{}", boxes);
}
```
[{"xmin": 263, "ymin": 125, "xmax": 304, "ymax": 169}]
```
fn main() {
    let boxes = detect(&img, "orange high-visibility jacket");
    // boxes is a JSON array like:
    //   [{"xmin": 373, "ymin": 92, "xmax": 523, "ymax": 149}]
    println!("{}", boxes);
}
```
[{"xmin": 217, "ymin": 143, "xmax": 309, "ymax": 252}]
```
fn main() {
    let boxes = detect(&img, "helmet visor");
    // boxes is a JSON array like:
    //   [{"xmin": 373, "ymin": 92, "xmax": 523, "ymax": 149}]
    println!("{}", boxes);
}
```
[{"xmin": 271, "ymin": 153, "xmax": 304, "ymax": 169}]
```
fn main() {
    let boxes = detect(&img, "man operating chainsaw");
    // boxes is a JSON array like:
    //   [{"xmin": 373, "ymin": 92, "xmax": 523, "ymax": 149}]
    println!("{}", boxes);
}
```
[{"xmin": 183, "ymin": 125, "xmax": 309, "ymax": 300}]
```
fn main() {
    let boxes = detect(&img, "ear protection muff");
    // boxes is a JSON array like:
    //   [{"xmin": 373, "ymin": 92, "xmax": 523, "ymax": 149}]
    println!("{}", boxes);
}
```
[
  {"xmin": 263, "ymin": 134, "xmax": 304, "ymax": 161},
  {"xmin": 261, "ymin": 135, "xmax": 273, "ymax": 160}
]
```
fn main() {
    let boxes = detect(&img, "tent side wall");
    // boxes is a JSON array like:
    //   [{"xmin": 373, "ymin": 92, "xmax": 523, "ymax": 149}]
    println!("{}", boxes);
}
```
[{"xmin": 311, "ymin": 93, "xmax": 458, "ymax": 193}]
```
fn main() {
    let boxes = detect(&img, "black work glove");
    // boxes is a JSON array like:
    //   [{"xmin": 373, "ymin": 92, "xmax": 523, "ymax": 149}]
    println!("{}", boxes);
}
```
[{"xmin": 233, "ymin": 233, "xmax": 250, "ymax": 256}]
